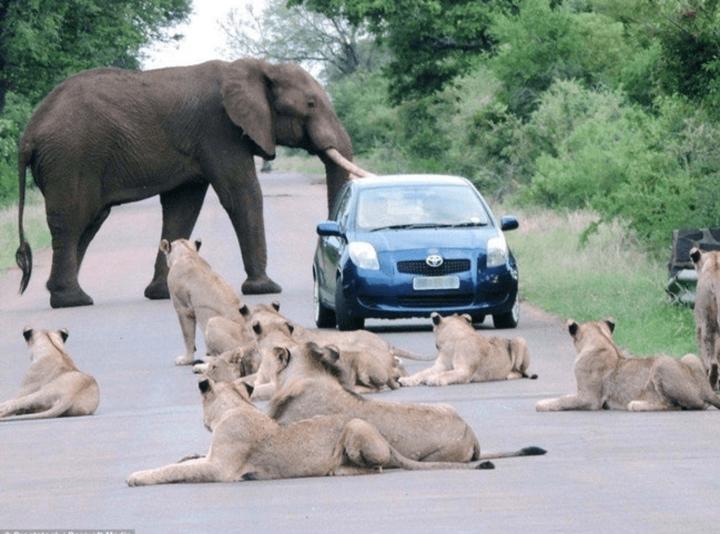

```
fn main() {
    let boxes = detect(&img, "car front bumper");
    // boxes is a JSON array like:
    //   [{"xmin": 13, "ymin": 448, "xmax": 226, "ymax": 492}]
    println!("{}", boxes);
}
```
[{"xmin": 338, "ymin": 260, "xmax": 518, "ymax": 320}]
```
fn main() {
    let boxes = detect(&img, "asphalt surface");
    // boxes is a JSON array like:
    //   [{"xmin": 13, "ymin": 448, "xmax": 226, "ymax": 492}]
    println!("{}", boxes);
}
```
[{"xmin": 1, "ymin": 171, "xmax": 718, "ymax": 533}]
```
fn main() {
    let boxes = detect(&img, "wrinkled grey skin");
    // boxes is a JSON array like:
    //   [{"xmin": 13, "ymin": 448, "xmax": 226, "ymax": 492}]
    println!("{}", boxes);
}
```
[{"xmin": 15, "ymin": 58, "xmax": 354, "ymax": 308}]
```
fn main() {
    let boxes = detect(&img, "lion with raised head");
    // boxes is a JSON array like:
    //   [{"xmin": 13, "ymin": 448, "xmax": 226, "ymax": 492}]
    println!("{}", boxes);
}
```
[
  {"xmin": 0, "ymin": 328, "xmax": 99, "ymax": 421},
  {"xmin": 126, "ymin": 377, "xmax": 495, "ymax": 486},
  {"xmin": 536, "ymin": 318, "xmax": 720, "ymax": 411},
  {"xmin": 161, "ymin": 238, "xmax": 245, "ymax": 365},
  {"xmin": 399, "ymin": 312, "xmax": 535, "ymax": 387},
  {"xmin": 265, "ymin": 341, "xmax": 546, "ymax": 463},
  {"xmin": 690, "ymin": 247, "xmax": 720, "ymax": 388}
]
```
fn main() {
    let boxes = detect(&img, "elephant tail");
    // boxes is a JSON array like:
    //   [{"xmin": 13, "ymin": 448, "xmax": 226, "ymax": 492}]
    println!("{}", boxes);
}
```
[{"xmin": 16, "ymin": 141, "xmax": 33, "ymax": 294}]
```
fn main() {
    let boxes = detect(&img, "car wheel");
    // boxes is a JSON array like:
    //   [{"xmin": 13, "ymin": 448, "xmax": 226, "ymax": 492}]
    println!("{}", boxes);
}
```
[
  {"xmin": 493, "ymin": 298, "xmax": 519, "ymax": 329},
  {"xmin": 314, "ymin": 273, "xmax": 336, "ymax": 328},
  {"xmin": 335, "ymin": 277, "xmax": 364, "ymax": 331}
]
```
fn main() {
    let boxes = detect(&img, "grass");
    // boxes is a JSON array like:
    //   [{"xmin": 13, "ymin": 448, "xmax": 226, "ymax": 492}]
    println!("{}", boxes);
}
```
[
  {"xmin": 503, "ymin": 205, "xmax": 696, "ymax": 357},
  {"xmin": 0, "ymin": 189, "xmax": 50, "ymax": 270}
]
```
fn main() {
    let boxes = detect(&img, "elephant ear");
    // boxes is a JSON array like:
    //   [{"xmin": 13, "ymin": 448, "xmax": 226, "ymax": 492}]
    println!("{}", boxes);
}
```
[{"xmin": 221, "ymin": 59, "xmax": 276, "ymax": 159}]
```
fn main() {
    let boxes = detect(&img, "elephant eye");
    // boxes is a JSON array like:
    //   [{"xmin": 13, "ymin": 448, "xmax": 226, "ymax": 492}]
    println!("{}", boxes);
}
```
[{"xmin": 307, "ymin": 99, "xmax": 316, "ymax": 109}]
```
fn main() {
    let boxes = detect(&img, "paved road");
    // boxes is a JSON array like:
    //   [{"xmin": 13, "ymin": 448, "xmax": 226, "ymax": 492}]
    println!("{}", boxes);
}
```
[{"xmin": 1, "ymin": 172, "xmax": 717, "ymax": 533}]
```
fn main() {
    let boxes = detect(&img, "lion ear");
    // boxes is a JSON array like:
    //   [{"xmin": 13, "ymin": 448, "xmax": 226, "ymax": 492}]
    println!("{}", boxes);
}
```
[
  {"xmin": 272, "ymin": 301, "xmax": 281, "ymax": 311},
  {"xmin": 239, "ymin": 304, "xmax": 251, "ymax": 317},
  {"xmin": 567, "ymin": 320, "xmax": 579, "ymax": 337},
  {"xmin": 198, "ymin": 378, "xmax": 211, "ymax": 394},
  {"xmin": 604, "ymin": 318, "xmax": 616, "ymax": 334},
  {"xmin": 273, "ymin": 346, "xmax": 291, "ymax": 368},
  {"xmin": 431, "ymin": 312, "xmax": 442, "ymax": 325},
  {"xmin": 58, "ymin": 328, "xmax": 69, "ymax": 343},
  {"xmin": 252, "ymin": 321, "xmax": 262, "ymax": 335},
  {"xmin": 160, "ymin": 239, "xmax": 171, "ymax": 255},
  {"xmin": 222, "ymin": 59, "xmax": 276, "ymax": 159},
  {"xmin": 462, "ymin": 314, "xmax": 473, "ymax": 324},
  {"xmin": 194, "ymin": 239, "xmax": 202, "ymax": 252},
  {"xmin": 242, "ymin": 381, "xmax": 254, "ymax": 398},
  {"xmin": 286, "ymin": 322, "xmax": 294, "ymax": 334},
  {"xmin": 690, "ymin": 246, "xmax": 702, "ymax": 264},
  {"xmin": 22, "ymin": 327, "xmax": 33, "ymax": 342}
]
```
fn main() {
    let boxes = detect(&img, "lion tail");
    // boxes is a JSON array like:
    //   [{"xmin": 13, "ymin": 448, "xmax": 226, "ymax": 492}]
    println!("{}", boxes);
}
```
[
  {"xmin": 391, "ymin": 347, "xmax": 435, "ymax": 361},
  {"xmin": 477, "ymin": 446, "xmax": 547, "ymax": 460}
]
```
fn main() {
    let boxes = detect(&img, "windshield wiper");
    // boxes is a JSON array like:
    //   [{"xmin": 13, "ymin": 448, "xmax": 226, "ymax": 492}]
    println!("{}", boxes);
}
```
[
  {"xmin": 449, "ymin": 221, "xmax": 488, "ymax": 228},
  {"xmin": 370, "ymin": 222, "xmax": 448, "ymax": 232}
]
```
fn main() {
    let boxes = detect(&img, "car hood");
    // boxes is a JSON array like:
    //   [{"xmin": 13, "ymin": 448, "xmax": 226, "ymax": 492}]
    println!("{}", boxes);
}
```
[{"xmin": 353, "ymin": 227, "xmax": 499, "ymax": 253}]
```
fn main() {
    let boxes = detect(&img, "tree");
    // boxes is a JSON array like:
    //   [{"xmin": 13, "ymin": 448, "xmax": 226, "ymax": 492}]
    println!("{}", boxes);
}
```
[
  {"xmin": 221, "ymin": 0, "xmax": 381, "ymax": 81},
  {"xmin": 0, "ymin": 0, "xmax": 191, "ymax": 112},
  {"xmin": 289, "ymin": 0, "xmax": 518, "ymax": 102}
]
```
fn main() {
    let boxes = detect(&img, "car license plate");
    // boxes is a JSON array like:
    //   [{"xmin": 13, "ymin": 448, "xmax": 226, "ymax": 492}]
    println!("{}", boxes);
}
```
[{"xmin": 413, "ymin": 275, "xmax": 460, "ymax": 291}]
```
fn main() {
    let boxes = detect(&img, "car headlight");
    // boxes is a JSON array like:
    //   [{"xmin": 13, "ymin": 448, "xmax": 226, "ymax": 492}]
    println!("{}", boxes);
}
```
[
  {"xmin": 486, "ymin": 235, "xmax": 508, "ymax": 268},
  {"xmin": 348, "ymin": 241, "xmax": 380, "ymax": 270}
]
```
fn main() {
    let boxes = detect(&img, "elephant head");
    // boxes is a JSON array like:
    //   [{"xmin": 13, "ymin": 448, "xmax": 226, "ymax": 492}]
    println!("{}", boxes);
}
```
[{"xmin": 221, "ymin": 59, "xmax": 371, "ymax": 213}]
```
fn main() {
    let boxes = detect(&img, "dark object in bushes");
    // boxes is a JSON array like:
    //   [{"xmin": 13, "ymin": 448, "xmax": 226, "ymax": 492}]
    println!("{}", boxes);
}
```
[{"xmin": 666, "ymin": 228, "xmax": 720, "ymax": 305}]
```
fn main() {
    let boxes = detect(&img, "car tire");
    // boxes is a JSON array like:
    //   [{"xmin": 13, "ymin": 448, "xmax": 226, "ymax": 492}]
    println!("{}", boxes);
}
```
[
  {"xmin": 335, "ymin": 277, "xmax": 364, "ymax": 331},
  {"xmin": 314, "ymin": 273, "xmax": 336, "ymax": 328},
  {"xmin": 471, "ymin": 313, "xmax": 486, "ymax": 325},
  {"xmin": 493, "ymin": 298, "xmax": 519, "ymax": 329}
]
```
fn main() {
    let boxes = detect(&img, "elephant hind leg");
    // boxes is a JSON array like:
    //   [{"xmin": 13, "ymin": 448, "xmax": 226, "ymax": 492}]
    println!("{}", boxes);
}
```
[
  {"xmin": 145, "ymin": 181, "xmax": 209, "ymax": 300},
  {"xmin": 46, "ymin": 198, "xmax": 102, "ymax": 308}
]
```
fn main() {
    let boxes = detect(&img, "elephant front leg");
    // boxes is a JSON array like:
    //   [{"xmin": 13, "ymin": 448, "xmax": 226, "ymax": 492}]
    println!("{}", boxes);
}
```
[
  {"xmin": 145, "ymin": 182, "xmax": 209, "ymax": 300},
  {"xmin": 210, "ymin": 163, "xmax": 281, "ymax": 295}
]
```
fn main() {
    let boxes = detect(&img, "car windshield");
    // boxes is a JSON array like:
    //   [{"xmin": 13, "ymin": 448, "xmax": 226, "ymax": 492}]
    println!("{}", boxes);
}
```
[{"xmin": 355, "ymin": 185, "xmax": 490, "ymax": 231}]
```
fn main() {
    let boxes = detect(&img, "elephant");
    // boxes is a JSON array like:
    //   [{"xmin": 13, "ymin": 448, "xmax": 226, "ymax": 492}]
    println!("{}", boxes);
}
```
[{"xmin": 15, "ymin": 58, "xmax": 370, "ymax": 308}]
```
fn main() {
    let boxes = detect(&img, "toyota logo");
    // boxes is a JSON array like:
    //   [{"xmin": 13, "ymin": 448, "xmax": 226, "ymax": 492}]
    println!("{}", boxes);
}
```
[{"xmin": 426, "ymin": 254, "xmax": 444, "ymax": 268}]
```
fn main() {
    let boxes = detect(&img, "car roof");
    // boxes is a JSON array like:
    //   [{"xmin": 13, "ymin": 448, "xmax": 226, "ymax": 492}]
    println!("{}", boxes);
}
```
[{"xmin": 350, "ymin": 174, "xmax": 473, "ymax": 189}]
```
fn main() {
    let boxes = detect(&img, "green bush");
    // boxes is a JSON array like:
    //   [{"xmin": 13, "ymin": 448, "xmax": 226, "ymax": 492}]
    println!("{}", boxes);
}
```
[{"xmin": 0, "ymin": 93, "xmax": 33, "ymax": 205}]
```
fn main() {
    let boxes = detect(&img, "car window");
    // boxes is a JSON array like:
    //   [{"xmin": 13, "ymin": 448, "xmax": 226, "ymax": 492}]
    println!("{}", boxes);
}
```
[{"xmin": 355, "ymin": 185, "xmax": 490, "ymax": 231}]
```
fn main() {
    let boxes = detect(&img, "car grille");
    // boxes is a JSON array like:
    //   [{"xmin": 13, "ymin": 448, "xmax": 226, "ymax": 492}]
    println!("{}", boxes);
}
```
[
  {"xmin": 397, "ymin": 294, "xmax": 474, "ymax": 308},
  {"xmin": 397, "ymin": 259, "xmax": 471, "ymax": 276}
]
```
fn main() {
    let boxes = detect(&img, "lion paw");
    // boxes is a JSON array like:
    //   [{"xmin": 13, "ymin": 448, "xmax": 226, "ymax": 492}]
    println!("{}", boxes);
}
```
[
  {"xmin": 398, "ymin": 377, "xmax": 417, "ymax": 387},
  {"xmin": 175, "ymin": 355, "xmax": 194, "ymax": 366}
]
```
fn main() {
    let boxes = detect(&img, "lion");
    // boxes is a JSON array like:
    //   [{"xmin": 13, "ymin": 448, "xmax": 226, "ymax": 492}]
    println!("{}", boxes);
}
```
[
  {"xmin": 266, "ymin": 342, "xmax": 546, "ymax": 463},
  {"xmin": 126, "ymin": 377, "xmax": 496, "ymax": 486},
  {"xmin": 0, "ymin": 328, "xmax": 99, "ymax": 421},
  {"xmin": 198, "ymin": 342, "xmax": 262, "ymax": 383},
  {"xmin": 690, "ymin": 247, "xmax": 720, "ymax": 388},
  {"xmin": 161, "ymin": 238, "xmax": 245, "ymax": 365},
  {"xmin": 291, "ymin": 325, "xmax": 409, "ymax": 392},
  {"xmin": 535, "ymin": 318, "xmax": 720, "ymax": 411},
  {"xmin": 398, "ymin": 313, "xmax": 536, "ymax": 387}
]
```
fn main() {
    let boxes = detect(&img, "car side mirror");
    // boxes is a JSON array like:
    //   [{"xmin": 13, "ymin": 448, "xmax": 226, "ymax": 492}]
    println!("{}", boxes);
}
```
[
  {"xmin": 316, "ymin": 221, "xmax": 345, "ymax": 238},
  {"xmin": 500, "ymin": 215, "xmax": 519, "ymax": 232}
]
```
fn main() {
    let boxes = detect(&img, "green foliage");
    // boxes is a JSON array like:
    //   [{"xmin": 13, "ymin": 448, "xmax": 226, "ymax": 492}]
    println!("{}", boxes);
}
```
[
  {"xmin": 0, "ymin": 92, "xmax": 32, "ymax": 203},
  {"xmin": 489, "ymin": 0, "xmax": 630, "ymax": 117},
  {"xmin": 0, "ymin": 0, "xmax": 191, "ymax": 108},
  {"xmin": 291, "ymin": 0, "xmax": 515, "ymax": 102}
]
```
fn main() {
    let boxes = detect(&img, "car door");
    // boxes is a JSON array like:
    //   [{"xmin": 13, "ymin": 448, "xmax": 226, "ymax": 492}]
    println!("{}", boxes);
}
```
[{"xmin": 318, "ymin": 185, "xmax": 352, "ymax": 302}]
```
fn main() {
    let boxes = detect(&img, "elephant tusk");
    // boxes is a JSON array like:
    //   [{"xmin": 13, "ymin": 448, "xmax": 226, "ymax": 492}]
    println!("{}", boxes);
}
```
[{"xmin": 324, "ymin": 148, "xmax": 374, "ymax": 178}]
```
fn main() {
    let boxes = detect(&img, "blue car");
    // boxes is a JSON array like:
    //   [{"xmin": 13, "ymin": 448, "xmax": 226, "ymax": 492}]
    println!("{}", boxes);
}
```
[{"xmin": 312, "ymin": 174, "xmax": 520, "ymax": 330}]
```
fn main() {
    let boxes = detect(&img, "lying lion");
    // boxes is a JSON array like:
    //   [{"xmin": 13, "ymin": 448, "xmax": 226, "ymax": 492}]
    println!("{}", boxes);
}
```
[
  {"xmin": 291, "ymin": 325, "xmax": 409, "ymax": 392},
  {"xmin": 267, "ymin": 341, "xmax": 546, "ymax": 463},
  {"xmin": 0, "ymin": 328, "xmax": 99, "ymax": 421},
  {"xmin": 536, "ymin": 318, "xmax": 720, "ymax": 411},
  {"xmin": 161, "ymin": 238, "xmax": 245, "ymax": 365},
  {"xmin": 690, "ymin": 247, "xmax": 720, "ymax": 388},
  {"xmin": 126, "ymin": 377, "xmax": 494, "ymax": 486},
  {"xmin": 399, "ymin": 313, "xmax": 536, "ymax": 387}
]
